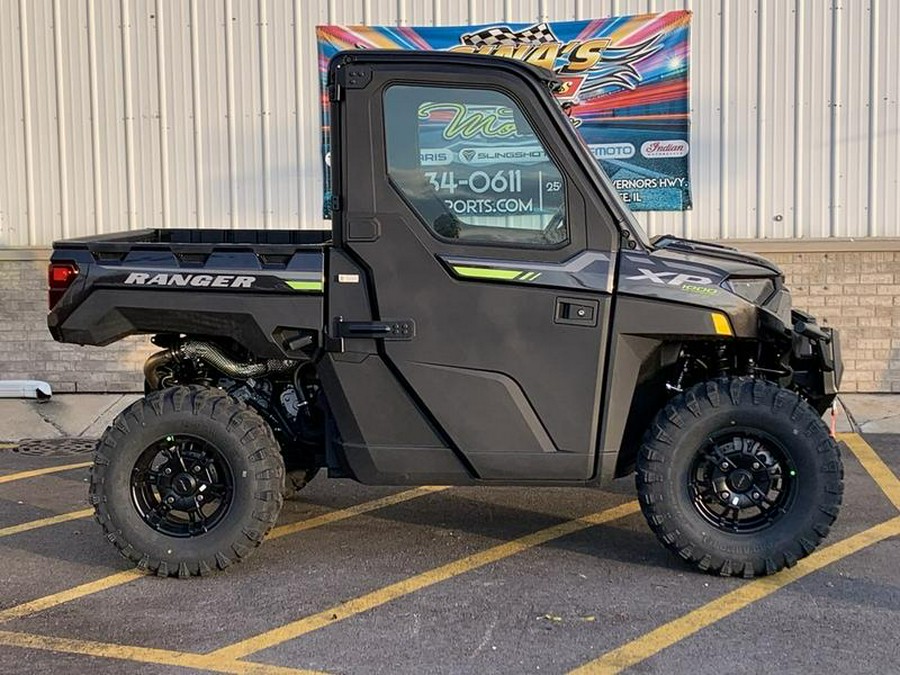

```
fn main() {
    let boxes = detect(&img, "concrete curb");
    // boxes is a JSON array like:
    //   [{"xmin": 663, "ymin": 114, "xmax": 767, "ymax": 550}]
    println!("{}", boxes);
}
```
[{"xmin": 0, "ymin": 394, "xmax": 140, "ymax": 442}]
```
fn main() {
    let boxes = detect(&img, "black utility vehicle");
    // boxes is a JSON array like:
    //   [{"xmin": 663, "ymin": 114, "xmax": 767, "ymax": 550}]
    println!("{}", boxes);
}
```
[{"xmin": 48, "ymin": 52, "xmax": 842, "ymax": 578}]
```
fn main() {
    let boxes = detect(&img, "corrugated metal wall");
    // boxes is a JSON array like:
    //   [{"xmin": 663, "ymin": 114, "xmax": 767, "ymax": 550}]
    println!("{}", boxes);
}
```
[{"xmin": 0, "ymin": 0, "xmax": 897, "ymax": 247}]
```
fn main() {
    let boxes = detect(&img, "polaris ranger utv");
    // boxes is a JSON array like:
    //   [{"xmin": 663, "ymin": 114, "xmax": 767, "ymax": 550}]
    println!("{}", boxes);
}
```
[{"xmin": 48, "ymin": 51, "xmax": 842, "ymax": 578}]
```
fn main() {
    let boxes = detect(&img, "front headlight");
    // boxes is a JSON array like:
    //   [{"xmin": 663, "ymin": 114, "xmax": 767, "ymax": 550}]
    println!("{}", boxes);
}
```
[{"xmin": 723, "ymin": 277, "xmax": 776, "ymax": 305}]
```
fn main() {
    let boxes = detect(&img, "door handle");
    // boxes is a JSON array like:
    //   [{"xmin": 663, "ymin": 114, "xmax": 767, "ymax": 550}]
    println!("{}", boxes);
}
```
[
  {"xmin": 554, "ymin": 297, "xmax": 599, "ymax": 327},
  {"xmin": 335, "ymin": 319, "xmax": 416, "ymax": 340}
]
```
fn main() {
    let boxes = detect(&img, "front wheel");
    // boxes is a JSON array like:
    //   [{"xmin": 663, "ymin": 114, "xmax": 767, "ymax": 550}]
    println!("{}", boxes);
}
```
[
  {"xmin": 636, "ymin": 378, "xmax": 843, "ymax": 577},
  {"xmin": 90, "ymin": 386, "xmax": 285, "ymax": 578}
]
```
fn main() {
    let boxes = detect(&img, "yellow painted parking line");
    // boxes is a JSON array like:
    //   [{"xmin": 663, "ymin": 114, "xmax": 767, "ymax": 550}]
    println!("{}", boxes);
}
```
[
  {"xmin": 0, "ymin": 630, "xmax": 324, "ymax": 674},
  {"xmin": 569, "ymin": 514, "xmax": 900, "ymax": 675},
  {"xmin": 0, "ymin": 461, "xmax": 91, "ymax": 485},
  {"xmin": 0, "ymin": 570, "xmax": 144, "ymax": 623},
  {"xmin": 0, "ymin": 488, "xmax": 452, "ymax": 672},
  {"xmin": 0, "ymin": 508, "xmax": 93, "ymax": 539},
  {"xmin": 208, "ymin": 500, "xmax": 641, "ymax": 662},
  {"xmin": 0, "ymin": 443, "xmax": 17, "ymax": 450},
  {"xmin": 0, "ymin": 487, "xmax": 442, "ymax": 624},
  {"xmin": 267, "ymin": 485, "xmax": 449, "ymax": 540},
  {"xmin": 838, "ymin": 432, "xmax": 900, "ymax": 511}
]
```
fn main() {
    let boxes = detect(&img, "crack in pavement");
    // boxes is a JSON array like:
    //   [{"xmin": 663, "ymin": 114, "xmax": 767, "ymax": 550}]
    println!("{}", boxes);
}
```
[
  {"xmin": 81, "ymin": 395, "xmax": 126, "ymax": 438},
  {"xmin": 841, "ymin": 397, "xmax": 900, "ymax": 430},
  {"xmin": 32, "ymin": 404, "xmax": 67, "ymax": 438}
]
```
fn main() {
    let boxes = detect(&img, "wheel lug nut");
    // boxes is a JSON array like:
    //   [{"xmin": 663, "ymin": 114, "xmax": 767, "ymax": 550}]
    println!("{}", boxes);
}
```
[
  {"xmin": 164, "ymin": 468, "xmax": 172, "ymax": 475},
  {"xmin": 192, "ymin": 465, "xmax": 201, "ymax": 473},
  {"xmin": 752, "ymin": 462, "xmax": 761, "ymax": 470},
  {"xmin": 752, "ymin": 492, "xmax": 761, "ymax": 499},
  {"xmin": 166, "ymin": 496, "xmax": 175, "ymax": 504},
  {"xmin": 721, "ymin": 491, "xmax": 730, "ymax": 499},
  {"xmin": 720, "ymin": 462, "xmax": 729, "ymax": 470},
  {"xmin": 197, "ymin": 495, "xmax": 203, "ymax": 502}
]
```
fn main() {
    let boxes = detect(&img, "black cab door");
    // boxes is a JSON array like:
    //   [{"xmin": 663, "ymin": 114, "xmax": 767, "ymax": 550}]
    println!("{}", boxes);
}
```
[{"xmin": 328, "ymin": 52, "xmax": 623, "ymax": 481}]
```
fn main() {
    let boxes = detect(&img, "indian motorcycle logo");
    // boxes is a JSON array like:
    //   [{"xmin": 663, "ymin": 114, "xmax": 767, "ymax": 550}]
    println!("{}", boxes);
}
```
[{"xmin": 448, "ymin": 22, "xmax": 663, "ymax": 104}]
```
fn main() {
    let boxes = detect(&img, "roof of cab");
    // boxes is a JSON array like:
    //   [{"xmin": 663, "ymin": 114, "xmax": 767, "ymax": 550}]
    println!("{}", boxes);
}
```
[{"xmin": 328, "ymin": 49, "xmax": 561, "ymax": 90}]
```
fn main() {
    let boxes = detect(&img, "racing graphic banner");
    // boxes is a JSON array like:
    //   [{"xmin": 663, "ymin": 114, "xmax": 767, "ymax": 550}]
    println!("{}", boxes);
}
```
[{"xmin": 316, "ymin": 11, "xmax": 691, "ymax": 216}]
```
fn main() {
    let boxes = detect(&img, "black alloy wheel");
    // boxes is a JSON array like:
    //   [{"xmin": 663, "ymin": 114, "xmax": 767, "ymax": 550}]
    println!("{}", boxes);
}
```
[
  {"xmin": 91, "ymin": 386, "xmax": 284, "ymax": 577},
  {"xmin": 688, "ymin": 431, "xmax": 796, "ymax": 534},
  {"xmin": 131, "ymin": 435, "xmax": 234, "ymax": 538},
  {"xmin": 636, "ymin": 377, "xmax": 843, "ymax": 577}
]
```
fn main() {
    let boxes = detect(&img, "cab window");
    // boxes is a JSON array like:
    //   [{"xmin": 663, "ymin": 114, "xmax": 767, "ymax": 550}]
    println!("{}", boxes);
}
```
[{"xmin": 383, "ymin": 84, "xmax": 567, "ymax": 248}]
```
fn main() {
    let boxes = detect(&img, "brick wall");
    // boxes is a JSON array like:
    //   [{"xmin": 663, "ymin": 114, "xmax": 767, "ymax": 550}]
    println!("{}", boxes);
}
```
[
  {"xmin": 755, "ymin": 248, "xmax": 900, "ymax": 393},
  {"xmin": 1, "ymin": 244, "xmax": 899, "ymax": 393},
  {"xmin": 1, "ymin": 256, "xmax": 152, "ymax": 392}
]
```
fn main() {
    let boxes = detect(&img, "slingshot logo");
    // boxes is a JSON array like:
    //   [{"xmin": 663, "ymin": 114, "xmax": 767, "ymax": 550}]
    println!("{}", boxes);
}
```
[
  {"xmin": 626, "ymin": 268, "xmax": 714, "ymax": 286},
  {"xmin": 458, "ymin": 146, "xmax": 547, "ymax": 165}
]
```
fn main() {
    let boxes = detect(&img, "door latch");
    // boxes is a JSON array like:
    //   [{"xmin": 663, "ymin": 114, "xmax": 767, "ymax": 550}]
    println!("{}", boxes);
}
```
[
  {"xmin": 335, "ymin": 318, "xmax": 416, "ymax": 340},
  {"xmin": 554, "ymin": 298, "xmax": 599, "ymax": 327}
]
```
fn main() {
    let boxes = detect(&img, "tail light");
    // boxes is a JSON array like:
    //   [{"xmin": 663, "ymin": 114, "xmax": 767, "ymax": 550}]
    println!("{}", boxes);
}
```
[{"xmin": 48, "ymin": 262, "xmax": 79, "ymax": 310}]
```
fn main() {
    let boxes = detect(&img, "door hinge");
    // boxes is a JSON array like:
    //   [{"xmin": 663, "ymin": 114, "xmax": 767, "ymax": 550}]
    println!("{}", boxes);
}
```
[
  {"xmin": 330, "ymin": 195, "xmax": 342, "ymax": 212},
  {"xmin": 341, "ymin": 65, "xmax": 372, "ymax": 89},
  {"xmin": 333, "ymin": 62, "xmax": 371, "ymax": 95}
]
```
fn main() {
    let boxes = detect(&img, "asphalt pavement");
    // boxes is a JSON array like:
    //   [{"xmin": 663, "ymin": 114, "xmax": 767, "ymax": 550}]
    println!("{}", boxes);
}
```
[{"xmin": 0, "ymin": 395, "xmax": 897, "ymax": 674}]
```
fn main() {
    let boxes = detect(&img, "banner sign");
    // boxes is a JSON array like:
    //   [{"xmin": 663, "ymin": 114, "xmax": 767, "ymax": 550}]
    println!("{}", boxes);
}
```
[{"xmin": 316, "ymin": 11, "xmax": 691, "ymax": 217}]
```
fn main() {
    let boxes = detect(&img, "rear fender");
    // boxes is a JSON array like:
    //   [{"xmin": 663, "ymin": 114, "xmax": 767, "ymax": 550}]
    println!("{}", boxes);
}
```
[{"xmin": 49, "ymin": 288, "xmax": 322, "ymax": 359}]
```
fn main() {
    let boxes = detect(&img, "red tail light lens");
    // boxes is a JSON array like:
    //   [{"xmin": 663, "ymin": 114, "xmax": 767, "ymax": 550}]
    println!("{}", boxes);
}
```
[{"xmin": 48, "ymin": 262, "xmax": 79, "ymax": 309}]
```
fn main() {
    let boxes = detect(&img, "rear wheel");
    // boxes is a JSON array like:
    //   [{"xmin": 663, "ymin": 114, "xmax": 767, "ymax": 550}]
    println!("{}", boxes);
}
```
[
  {"xmin": 130, "ymin": 434, "xmax": 235, "ymax": 538},
  {"xmin": 636, "ymin": 377, "xmax": 843, "ymax": 577},
  {"xmin": 90, "ymin": 386, "xmax": 284, "ymax": 577}
]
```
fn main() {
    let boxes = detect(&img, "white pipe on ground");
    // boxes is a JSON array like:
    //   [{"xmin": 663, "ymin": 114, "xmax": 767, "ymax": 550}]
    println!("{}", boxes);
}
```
[{"xmin": 0, "ymin": 381, "xmax": 52, "ymax": 399}]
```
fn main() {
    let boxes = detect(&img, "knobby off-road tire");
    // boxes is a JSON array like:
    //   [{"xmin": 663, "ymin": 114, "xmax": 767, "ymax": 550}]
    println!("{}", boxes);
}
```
[
  {"xmin": 90, "ymin": 386, "xmax": 285, "ymax": 578},
  {"xmin": 637, "ymin": 377, "xmax": 843, "ymax": 577}
]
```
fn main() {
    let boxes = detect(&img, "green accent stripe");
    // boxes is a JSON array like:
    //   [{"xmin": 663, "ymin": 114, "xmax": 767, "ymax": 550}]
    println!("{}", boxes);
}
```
[
  {"xmin": 286, "ymin": 279, "xmax": 324, "ymax": 292},
  {"xmin": 452, "ymin": 265, "xmax": 522, "ymax": 281}
]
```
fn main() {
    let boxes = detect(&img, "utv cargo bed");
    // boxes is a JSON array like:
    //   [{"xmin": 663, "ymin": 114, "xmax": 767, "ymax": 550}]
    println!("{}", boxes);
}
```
[{"xmin": 48, "ymin": 228, "xmax": 330, "ymax": 356}]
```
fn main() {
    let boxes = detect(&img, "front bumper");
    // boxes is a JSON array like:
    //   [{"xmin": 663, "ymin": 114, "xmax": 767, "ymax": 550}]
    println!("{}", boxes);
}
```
[
  {"xmin": 791, "ymin": 312, "xmax": 842, "ymax": 414},
  {"xmin": 820, "ymin": 326, "xmax": 843, "ymax": 392}
]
